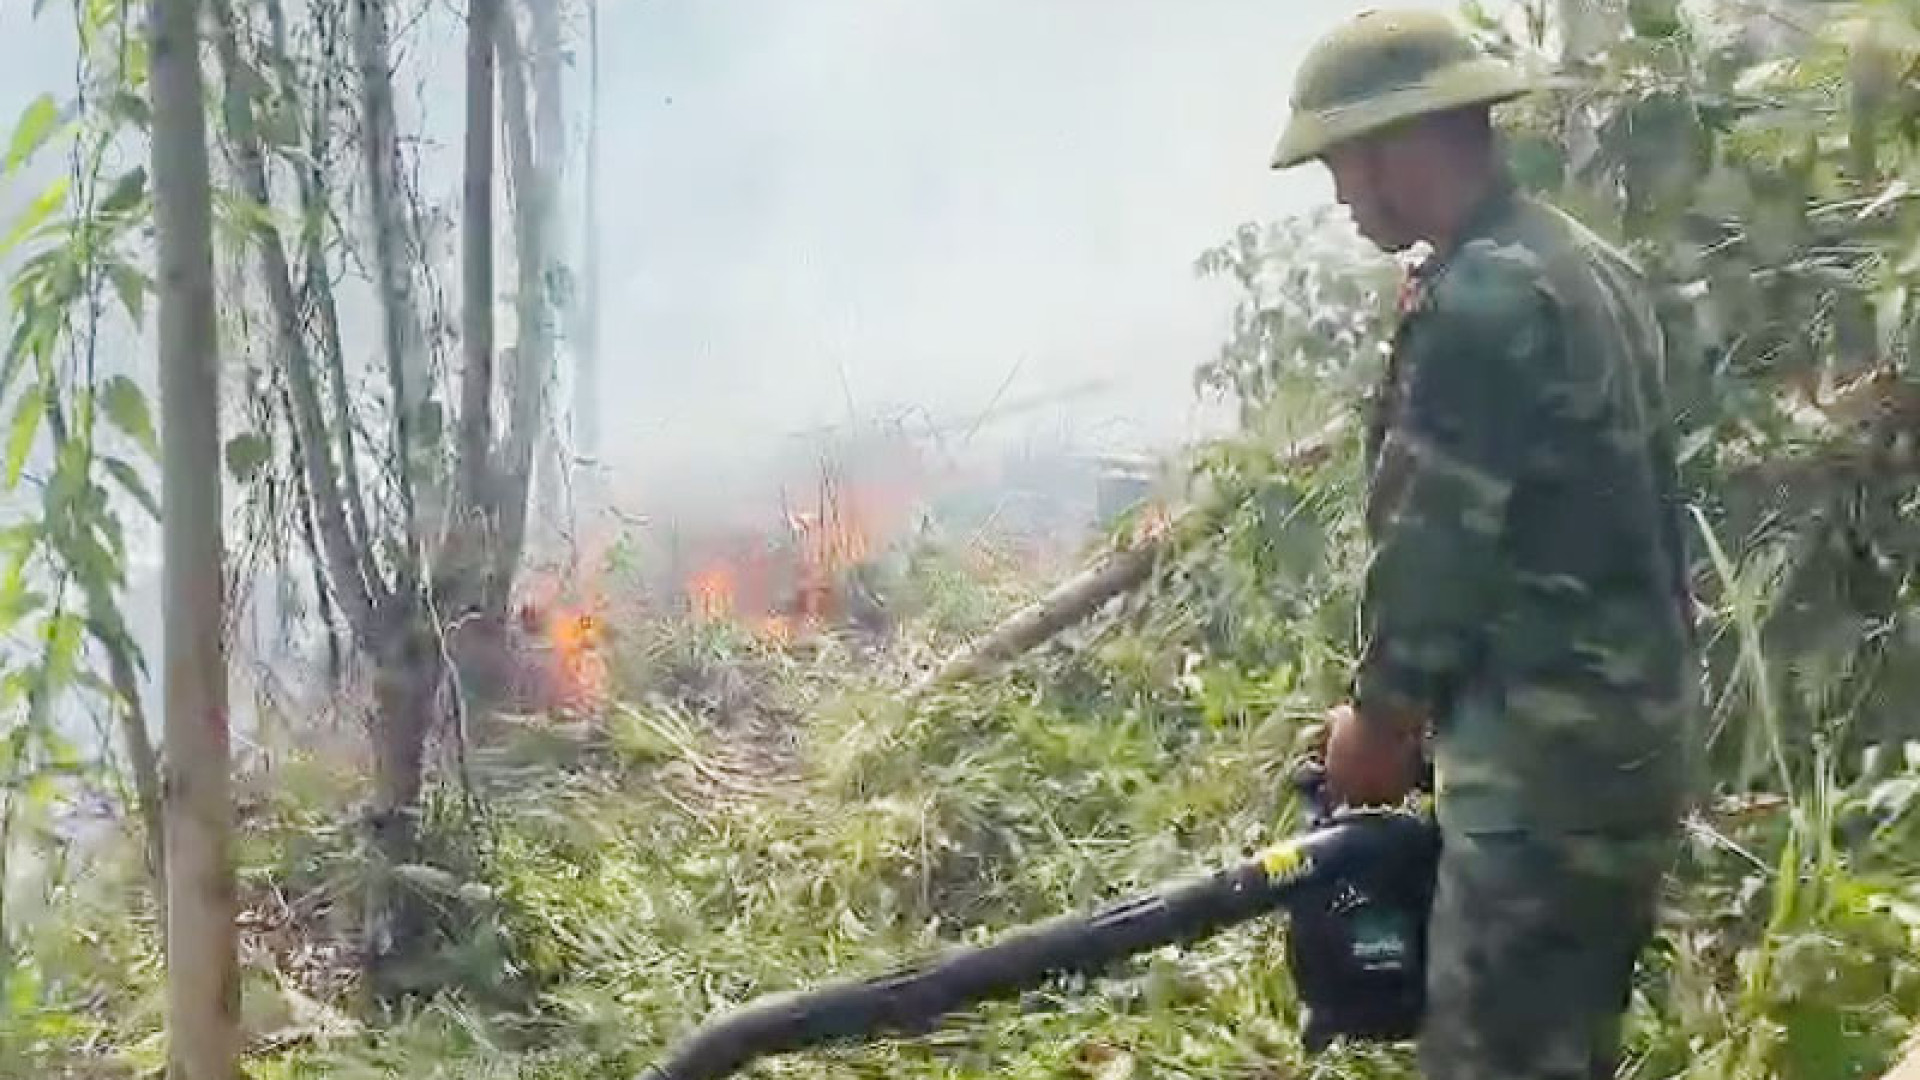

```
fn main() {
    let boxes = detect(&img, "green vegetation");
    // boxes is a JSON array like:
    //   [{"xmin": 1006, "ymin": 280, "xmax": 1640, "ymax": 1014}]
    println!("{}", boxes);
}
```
[{"xmin": 5, "ymin": 1, "xmax": 1920, "ymax": 1079}]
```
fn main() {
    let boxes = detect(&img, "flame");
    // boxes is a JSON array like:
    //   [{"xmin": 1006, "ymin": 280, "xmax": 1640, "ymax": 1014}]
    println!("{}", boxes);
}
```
[
  {"xmin": 666, "ymin": 461, "xmax": 926, "ymax": 644},
  {"xmin": 1132, "ymin": 502, "xmax": 1174, "ymax": 545},
  {"xmin": 751, "ymin": 614, "xmax": 796, "ymax": 645},
  {"xmin": 544, "ymin": 601, "xmax": 609, "ymax": 709},
  {"xmin": 515, "ymin": 529, "xmax": 617, "ymax": 712},
  {"xmin": 687, "ymin": 563, "xmax": 737, "ymax": 620}
]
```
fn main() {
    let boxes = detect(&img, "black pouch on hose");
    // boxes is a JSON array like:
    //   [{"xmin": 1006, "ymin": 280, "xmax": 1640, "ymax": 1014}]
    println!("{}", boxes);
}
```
[
  {"xmin": 1286, "ymin": 871, "xmax": 1432, "ymax": 1051},
  {"xmin": 1283, "ymin": 763, "xmax": 1438, "ymax": 1053}
]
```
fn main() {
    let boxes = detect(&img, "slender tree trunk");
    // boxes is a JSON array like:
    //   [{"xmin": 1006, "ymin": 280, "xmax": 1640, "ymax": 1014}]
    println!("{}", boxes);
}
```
[
  {"xmin": 350, "ymin": 0, "xmax": 425, "ymax": 575},
  {"xmin": 284, "ymin": 387, "xmax": 347, "ymax": 685},
  {"xmin": 488, "ymin": 10, "xmax": 551, "ymax": 616},
  {"xmin": 347, "ymin": 0, "xmax": 444, "ymax": 1002},
  {"xmin": 150, "ymin": 0, "xmax": 239, "ymax": 1074},
  {"xmin": 362, "ymin": 596, "xmax": 440, "ymax": 1004},
  {"xmin": 458, "ymin": 0, "xmax": 499, "ymax": 531},
  {"xmin": 577, "ymin": 0, "xmax": 601, "ymax": 502},
  {"xmin": 525, "ymin": 0, "xmax": 570, "ymax": 539},
  {"xmin": 445, "ymin": 0, "xmax": 511, "ymax": 710},
  {"xmin": 103, "ymin": 639, "xmax": 166, "ymax": 905},
  {"xmin": 211, "ymin": 0, "xmax": 377, "ymax": 637},
  {"xmin": 265, "ymin": 0, "xmax": 382, "ymax": 592}
]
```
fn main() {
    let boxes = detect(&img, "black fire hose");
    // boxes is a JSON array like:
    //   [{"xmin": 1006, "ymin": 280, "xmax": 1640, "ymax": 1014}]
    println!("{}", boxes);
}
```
[{"xmin": 642, "ymin": 768, "xmax": 1439, "ymax": 1080}]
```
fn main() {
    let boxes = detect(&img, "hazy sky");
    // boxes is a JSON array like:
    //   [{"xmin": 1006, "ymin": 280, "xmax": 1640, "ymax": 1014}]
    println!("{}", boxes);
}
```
[
  {"xmin": 0, "ymin": 0, "xmax": 1461, "ymax": 485},
  {"xmin": 0, "ymin": 1, "xmax": 1483, "ymax": 733},
  {"xmin": 584, "ymin": 0, "xmax": 1456, "ymax": 479}
]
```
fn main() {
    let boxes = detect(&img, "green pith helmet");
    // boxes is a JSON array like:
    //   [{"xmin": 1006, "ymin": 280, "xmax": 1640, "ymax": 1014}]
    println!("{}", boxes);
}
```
[{"xmin": 1271, "ymin": 8, "xmax": 1539, "ymax": 170}]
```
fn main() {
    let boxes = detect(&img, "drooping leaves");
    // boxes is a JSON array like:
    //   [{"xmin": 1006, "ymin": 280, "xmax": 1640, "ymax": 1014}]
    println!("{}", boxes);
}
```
[
  {"xmin": 101, "ymin": 375, "xmax": 158, "ymax": 459},
  {"xmin": 223, "ymin": 431, "xmax": 271, "ymax": 483},
  {"xmin": 4, "ymin": 93, "xmax": 61, "ymax": 174}
]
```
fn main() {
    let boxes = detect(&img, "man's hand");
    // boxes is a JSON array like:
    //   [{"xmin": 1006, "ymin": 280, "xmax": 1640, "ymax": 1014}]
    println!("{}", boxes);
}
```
[{"xmin": 1322, "ymin": 701, "xmax": 1423, "ymax": 807}]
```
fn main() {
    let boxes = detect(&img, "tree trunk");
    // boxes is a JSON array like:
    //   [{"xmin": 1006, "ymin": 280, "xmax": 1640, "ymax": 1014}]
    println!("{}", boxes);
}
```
[
  {"xmin": 457, "ymin": 0, "xmax": 500, "ymax": 539},
  {"xmin": 442, "ymin": 0, "xmax": 511, "ymax": 710},
  {"xmin": 211, "ymin": 0, "xmax": 377, "ymax": 638},
  {"xmin": 577, "ymin": 0, "xmax": 602, "ymax": 503},
  {"xmin": 264, "ymin": 0, "xmax": 382, "ymax": 594},
  {"xmin": 345, "ymin": 0, "xmax": 448, "ymax": 1001},
  {"xmin": 283, "ymin": 397, "xmax": 347, "ymax": 685},
  {"xmin": 361, "ymin": 599, "xmax": 441, "ymax": 1004},
  {"xmin": 487, "ymin": 10, "xmax": 552, "ymax": 616},
  {"xmin": 103, "ymin": 637, "xmax": 166, "ymax": 912},
  {"xmin": 350, "ymin": 0, "xmax": 426, "ymax": 574},
  {"xmin": 150, "ymin": 0, "xmax": 239, "ymax": 1074},
  {"xmin": 525, "ymin": 0, "xmax": 570, "ymax": 539}
]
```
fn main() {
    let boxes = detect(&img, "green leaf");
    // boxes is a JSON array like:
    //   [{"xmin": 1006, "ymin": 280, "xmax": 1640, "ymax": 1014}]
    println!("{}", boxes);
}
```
[
  {"xmin": 102, "ymin": 375, "xmax": 158, "ymax": 458},
  {"xmin": 99, "ymin": 166, "xmax": 147, "ymax": 215},
  {"xmin": 1628, "ymin": 0, "xmax": 1683, "ymax": 39},
  {"xmin": 2, "ymin": 328, "xmax": 41, "ymax": 403},
  {"xmin": 107, "ymin": 263, "xmax": 148, "ymax": 323},
  {"xmin": 5, "ymin": 94, "xmax": 60, "ymax": 174},
  {"xmin": 0, "ymin": 569, "xmax": 46, "ymax": 635},
  {"xmin": 103, "ymin": 456, "xmax": 159, "ymax": 520},
  {"xmin": 42, "ymin": 610, "xmax": 85, "ymax": 692},
  {"xmin": 223, "ymin": 432, "xmax": 271, "ymax": 483},
  {"xmin": 0, "ymin": 176, "xmax": 70, "ymax": 260},
  {"xmin": 5, "ymin": 392, "xmax": 43, "ymax": 487},
  {"xmin": 106, "ymin": 90, "xmax": 151, "ymax": 130}
]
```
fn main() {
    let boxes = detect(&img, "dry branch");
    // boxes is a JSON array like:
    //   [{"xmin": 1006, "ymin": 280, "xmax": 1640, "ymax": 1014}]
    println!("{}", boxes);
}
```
[{"xmin": 914, "ymin": 417, "xmax": 1348, "ymax": 694}]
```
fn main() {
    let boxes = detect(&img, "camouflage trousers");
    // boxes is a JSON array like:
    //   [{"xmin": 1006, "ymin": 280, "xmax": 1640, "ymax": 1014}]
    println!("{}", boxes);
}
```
[{"xmin": 1416, "ymin": 826, "xmax": 1676, "ymax": 1080}]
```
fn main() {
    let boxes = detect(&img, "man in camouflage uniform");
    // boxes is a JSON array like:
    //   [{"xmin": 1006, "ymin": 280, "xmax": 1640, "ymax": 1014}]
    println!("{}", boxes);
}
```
[{"xmin": 1270, "ymin": 10, "xmax": 1698, "ymax": 1079}]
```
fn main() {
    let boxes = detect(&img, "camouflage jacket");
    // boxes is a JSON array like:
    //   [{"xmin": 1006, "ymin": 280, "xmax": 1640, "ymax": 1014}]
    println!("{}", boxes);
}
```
[{"xmin": 1355, "ymin": 181, "xmax": 1697, "ymax": 834}]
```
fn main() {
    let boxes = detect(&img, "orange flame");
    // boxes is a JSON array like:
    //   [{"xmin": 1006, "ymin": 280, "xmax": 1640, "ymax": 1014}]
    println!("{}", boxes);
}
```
[
  {"xmin": 687, "ymin": 563, "xmax": 737, "ymax": 620},
  {"xmin": 1132, "ymin": 502, "xmax": 1174, "ymax": 545},
  {"xmin": 515, "ymin": 529, "xmax": 616, "ymax": 712},
  {"xmin": 669, "ymin": 464, "xmax": 922, "ymax": 643},
  {"xmin": 751, "ymin": 614, "xmax": 796, "ymax": 645},
  {"xmin": 544, "ymin": 602, "xmax": 609, "ymax": 709}
]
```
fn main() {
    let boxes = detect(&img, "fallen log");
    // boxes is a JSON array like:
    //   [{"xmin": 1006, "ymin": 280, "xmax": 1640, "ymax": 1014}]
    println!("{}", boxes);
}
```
[{"xmin": 913, "ymin": 417, "xmax": 1350, "ymax": 694}]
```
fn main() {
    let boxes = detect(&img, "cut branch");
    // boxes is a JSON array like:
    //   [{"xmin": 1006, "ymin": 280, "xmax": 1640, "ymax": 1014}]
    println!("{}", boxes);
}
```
[{"xmin": 915, "ymin": 418, "xmax": 1348, "ymax": 694}]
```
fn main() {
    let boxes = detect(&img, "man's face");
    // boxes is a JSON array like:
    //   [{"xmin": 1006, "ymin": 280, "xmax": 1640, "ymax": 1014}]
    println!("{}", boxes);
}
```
[{"xmin": 1323, "ymin": 139, "xmax": 1417, "ymax": 253}]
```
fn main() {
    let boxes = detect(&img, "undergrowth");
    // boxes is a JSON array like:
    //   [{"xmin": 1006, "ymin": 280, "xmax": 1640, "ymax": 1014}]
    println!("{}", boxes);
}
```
[{"xmin": 12, "ymin": 496, "xmax": 1918, "ymax": 1080}]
